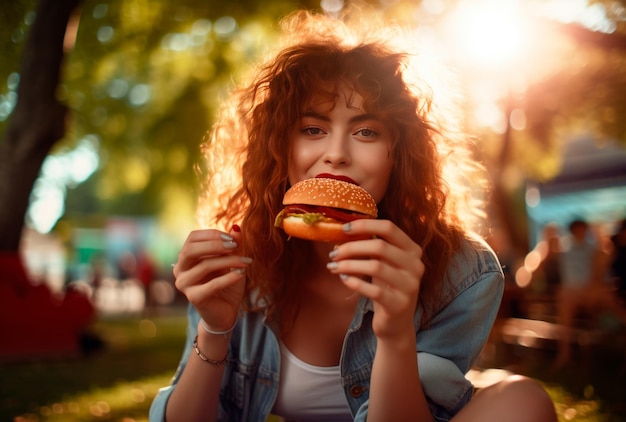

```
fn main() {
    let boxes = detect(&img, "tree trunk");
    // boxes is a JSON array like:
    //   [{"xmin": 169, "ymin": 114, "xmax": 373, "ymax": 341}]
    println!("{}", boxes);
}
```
[
  {"xmin": 0, "ymin": 1, "xmax": 96, "ymax": 364},
  {"xmin": 493, "ymin": 94, "xmax": 529, "ymax": 259},
  {"xmin": 0, "ymin": 0, "xmax": 80, "ymax": 257}
]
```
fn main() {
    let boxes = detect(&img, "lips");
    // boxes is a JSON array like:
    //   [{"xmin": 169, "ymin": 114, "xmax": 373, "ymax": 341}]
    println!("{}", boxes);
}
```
[{"xmin": 315, "ymin": 173, "xmax": 357, "ymax": 185}]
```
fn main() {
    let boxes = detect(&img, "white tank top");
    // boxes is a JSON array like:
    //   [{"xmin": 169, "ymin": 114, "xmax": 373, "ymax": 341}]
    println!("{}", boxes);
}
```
[{"xmin": 272, "ymin": 342, "xmax": 353, "ymax": 421}]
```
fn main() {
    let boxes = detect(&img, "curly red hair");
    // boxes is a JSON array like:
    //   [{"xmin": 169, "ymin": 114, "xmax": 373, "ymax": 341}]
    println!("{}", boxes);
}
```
[{"xmin": 197, "ymin": 10, "xmax": 488, "ymax": 327}]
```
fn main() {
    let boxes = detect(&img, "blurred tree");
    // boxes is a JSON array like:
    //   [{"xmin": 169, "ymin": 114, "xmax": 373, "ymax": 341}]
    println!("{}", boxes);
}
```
[
  {"xmin": 53, "ymin": 0, "xmax": 319, "ymax": 227},
  {"xmin": 0, "ymin": 0, "xmax": 80, "ymax": 253}
]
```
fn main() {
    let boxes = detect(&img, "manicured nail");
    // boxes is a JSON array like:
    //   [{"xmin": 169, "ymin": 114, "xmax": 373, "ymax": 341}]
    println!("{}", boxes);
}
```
[
  {"xmin": 221, "ymin": 233, "xmax": 234, "ymax": 241},
  {"xmin": 328, "ymin": 250, "xmax": 338, "ymax": 259},
  {"xmin": 240, "ymin": 256, "xmax": 253, "ymax": 264},
  {"xmin": 232, "ymin": 224, "xmax": 241, "ymax": 232},
  {"xmin": 342, "ymin": 223, "xmax": 352, "ymax": 232},
  {"xmin": 223, "ymin": 241, "xmax": 237, "ymax": 249},
  {"xmin": 339, "ymin": 274, "xmax": 349, "ymax": 280},
  {"xmin": 327, "ymin": 262, "xmax": 339, "ymax": 270},
  {"xmin": 233, "ymin": 268, "xmax": 246, "ymax": 275}
]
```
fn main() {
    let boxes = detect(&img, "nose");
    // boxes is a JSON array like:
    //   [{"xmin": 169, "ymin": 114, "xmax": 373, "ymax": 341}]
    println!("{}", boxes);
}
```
[{"xmin": 323, "ymin": 133, "xmax": 351, "ymax": 167}]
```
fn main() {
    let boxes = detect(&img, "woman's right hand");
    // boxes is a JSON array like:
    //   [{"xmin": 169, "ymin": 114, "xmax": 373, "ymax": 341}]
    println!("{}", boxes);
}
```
[{"xmin": 172, "ymin": 226, "xmax": 250, "ymax": 332}]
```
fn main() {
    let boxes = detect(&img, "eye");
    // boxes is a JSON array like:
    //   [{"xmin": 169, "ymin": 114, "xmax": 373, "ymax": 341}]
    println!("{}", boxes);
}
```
[
  {"xmin": 302, "ymin": 126, "xmax": 326, "ymax": 136},
  {"xmin": 355, "ymin": 128, "xmax": 379, "ymax": 138}
]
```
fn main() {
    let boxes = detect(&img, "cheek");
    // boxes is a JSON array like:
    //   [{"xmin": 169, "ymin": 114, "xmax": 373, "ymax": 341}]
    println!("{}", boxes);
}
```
[
  {"xmin": 368, "ymin": 175, "xmax": 391, "ymax": 203},
  {"xmin": 288, "ymin": 141, "xmax": 312, "ymax": 183},
  {"xmin": 362, "ymin": 160, "xmax": 393, "ymax": 202},
  {"xmin": 372, "ymin": 152, "xmax": 394, "ymax": 202}
]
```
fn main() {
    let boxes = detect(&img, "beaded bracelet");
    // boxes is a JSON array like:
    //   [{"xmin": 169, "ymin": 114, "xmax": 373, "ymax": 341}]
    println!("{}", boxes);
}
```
[
  {"xmin": 192, "ymin": 335, "xmax": 229, "ymax": 365},
  {"xmin": 200, "ymin": 318, "xmax": 238, "ymax": 337}
]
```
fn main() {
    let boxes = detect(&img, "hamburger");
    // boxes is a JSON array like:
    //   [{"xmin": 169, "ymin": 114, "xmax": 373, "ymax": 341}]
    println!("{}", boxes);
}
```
[{"xmin": 274, "ymin": 177, "xmax": 378, "ymax": 243}]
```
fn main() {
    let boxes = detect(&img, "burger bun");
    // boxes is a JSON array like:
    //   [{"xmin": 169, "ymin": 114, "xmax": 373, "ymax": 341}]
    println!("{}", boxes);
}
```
[{"xmin": 282, "ymin": 216, "xmax": 370, "ymax": 243}]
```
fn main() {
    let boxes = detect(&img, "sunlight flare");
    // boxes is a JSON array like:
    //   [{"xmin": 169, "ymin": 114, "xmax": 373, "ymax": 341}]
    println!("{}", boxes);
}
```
[{"xmin": 444, "ymin": 0, "xmax": 534, "ymax": 70}]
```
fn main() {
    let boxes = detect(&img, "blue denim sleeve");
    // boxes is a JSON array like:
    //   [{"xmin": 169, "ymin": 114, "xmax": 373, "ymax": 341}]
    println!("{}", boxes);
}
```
[
  {"xmin": 417, "ymin": 268, "xmax": 504, "ymax": 420},
  {"xmin": 149, "ymin": 303, "xmax": 200, "ymax": 421}
]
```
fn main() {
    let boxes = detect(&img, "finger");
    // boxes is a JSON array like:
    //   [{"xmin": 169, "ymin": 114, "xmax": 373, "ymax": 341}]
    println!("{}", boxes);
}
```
[
  {"xmin": 230, "ymin": 223, "xmax": 243, "ymax": 241},
  {"xmin": 175, "ymin": 230, "xmax": 239, "ymax": 275},
  {"xmin": 183, "ymin": 267, "xmax": 247, "ymax": 303},
  {"xmin": 342, "ymin": 219, "xmax": 422, "ymax": 257},
  {"xmin": 339, "ymin": 272, "xmax": 417, "ymax": 315},
  {"xmin": 343, "ymin": 219, "xmax": 418, "ymax": 251},
  {"xmin": 328, "ymin": 257, "xmax": 418, "ymax": 294},
  {"xmin": 330, "ymin": 236, "xmax": 424, "ymax": 288},
  {"xmin": 338, "ymin": 273, "xmax": 398, "ymax": 305},
  {"xmin": 331, "ymin": 237, "xmax": 420, "ymax": 272},
  {"xmin": 228, "ymin": 224, "xmax": 244, "ymax": 254},
  {"xmin": 328, "ymin": 258, "xmax": 387, "ymax": 283},
  {"xmin": 175, "ymin": 254, "xmax": 251, "ymax": 290}
]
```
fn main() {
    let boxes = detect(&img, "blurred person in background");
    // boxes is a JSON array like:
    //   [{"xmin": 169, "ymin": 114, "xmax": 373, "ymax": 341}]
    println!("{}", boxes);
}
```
[{"xmin": 555, "ymin": 219, "xmax": 626, "ymax": 369}]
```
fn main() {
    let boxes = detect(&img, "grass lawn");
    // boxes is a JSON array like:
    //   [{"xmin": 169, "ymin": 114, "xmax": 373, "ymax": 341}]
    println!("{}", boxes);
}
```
[
  {"xmin": 1, "ymin": 308, "xmax": 624, "ymax": 421},
  {"xmin": 0, "ymin": 310, "xmax": 188, "ymax": 422}
]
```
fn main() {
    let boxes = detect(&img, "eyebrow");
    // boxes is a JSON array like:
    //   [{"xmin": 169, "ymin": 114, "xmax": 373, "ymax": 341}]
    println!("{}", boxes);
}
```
[{"xmin": 301, "ymin": 111, "xmax": 382, "ymax": 124}]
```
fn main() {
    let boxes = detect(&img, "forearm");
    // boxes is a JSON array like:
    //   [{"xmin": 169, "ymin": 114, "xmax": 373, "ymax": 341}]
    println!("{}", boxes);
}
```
[
  {"xmin": 368, "ymin": 330, "xmax": 433, "ymax": 422},
  {"xmin": 165, "ymin": 324, "xmax": 230, "ymax": 422}
]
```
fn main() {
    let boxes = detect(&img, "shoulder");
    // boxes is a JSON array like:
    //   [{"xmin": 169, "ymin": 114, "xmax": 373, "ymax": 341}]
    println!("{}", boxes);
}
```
[
  {"xmin": 434, "ymin": 234, "xmax": 504, "ymax": 314},
  {"xmin": 448, "ymin": 234, "xmax": 503, "ymax": 286}
]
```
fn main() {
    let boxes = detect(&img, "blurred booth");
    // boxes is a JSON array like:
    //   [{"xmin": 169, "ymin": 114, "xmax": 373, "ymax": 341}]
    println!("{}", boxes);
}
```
[{"xmin": 526, "ymin": 136, "xmax": 626, "ymax": 246}]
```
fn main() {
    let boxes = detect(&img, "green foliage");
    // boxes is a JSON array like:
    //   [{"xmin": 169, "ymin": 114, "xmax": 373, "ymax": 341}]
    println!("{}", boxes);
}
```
[
  {"xmin": 61, "ymin": 0, "xmax": 297, "ymax": 219},
  {"xmin": 2, "ymin": 0, "xmax": 319, "ymax": 227}
]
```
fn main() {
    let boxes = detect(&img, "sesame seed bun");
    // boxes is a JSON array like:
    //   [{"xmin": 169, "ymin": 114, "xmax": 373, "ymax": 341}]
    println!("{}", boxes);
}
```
[{"xmin": 283, "ymin": 178, "xmax": 377, "ymax": 218}]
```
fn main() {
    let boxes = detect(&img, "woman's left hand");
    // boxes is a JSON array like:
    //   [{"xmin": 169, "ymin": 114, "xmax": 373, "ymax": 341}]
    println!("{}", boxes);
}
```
[{"xmin": 326, "ymin": 219, "xmax": 424, "ymax": 339}]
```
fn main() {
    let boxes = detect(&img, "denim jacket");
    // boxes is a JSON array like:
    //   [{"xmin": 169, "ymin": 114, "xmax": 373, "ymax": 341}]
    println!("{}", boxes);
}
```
[{"xmin": 150, "ymin": 236, "xmax": 503, "ymax": 422}]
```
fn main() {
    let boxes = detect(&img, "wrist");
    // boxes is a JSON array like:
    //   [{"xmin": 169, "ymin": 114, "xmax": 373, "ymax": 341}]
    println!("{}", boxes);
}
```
[
  {"xmin": 199, "ymin": 318, "xmax": 238, "ymax": 337},
  {"xmin": 193, "ymin": 335, "xmax": 229, "ymax": 365},
  {"xmin": 375, "ymin": 322, "xmax": 416, "ymax": 350}
]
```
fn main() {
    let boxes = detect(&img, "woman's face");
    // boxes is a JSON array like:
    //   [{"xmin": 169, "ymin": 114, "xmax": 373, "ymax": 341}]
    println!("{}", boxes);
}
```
[{"xmin": 288, "ymin": 89, "xmax": 394, "ymax": 203}]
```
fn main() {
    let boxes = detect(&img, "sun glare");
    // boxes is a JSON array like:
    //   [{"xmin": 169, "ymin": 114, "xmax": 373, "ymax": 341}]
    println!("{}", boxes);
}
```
[
  {"xmin": 436, "ymin": 0, "xmax": 549, "ymax": 130},
  {"xmin": 444, "ymin": 0, "xmax": 533, "ymax": 70}
]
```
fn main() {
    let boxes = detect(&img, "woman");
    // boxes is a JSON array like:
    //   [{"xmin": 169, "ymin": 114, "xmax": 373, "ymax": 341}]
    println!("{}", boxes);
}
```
[{"xmin": 150, "ymin": 9, "xmax": 556, "ymax": 422}]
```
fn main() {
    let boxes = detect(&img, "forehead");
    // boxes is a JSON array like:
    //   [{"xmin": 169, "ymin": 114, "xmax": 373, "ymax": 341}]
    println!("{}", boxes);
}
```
[{"xmin": 302, "ymin": 84, "xmax": 367, "ymax": 114}]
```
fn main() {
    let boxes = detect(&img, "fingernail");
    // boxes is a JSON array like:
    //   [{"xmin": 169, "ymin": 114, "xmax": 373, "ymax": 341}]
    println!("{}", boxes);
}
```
[
  {"xmin": 342, "ymin": 223, "xmax": 352, "ymax": 232},
  {"xmin": 232, "ymin": 224, "xmax": 241, "ymax": 232},
  {"xmin": 328, "ymin": 250, "xmax": 338, "ymax": 259},
  {"xmin": 233, "ymin": 268, "xmax": 246, "ymax": 275},
  {"xmin": 327, "ymin": 262, "xmax": 339, "ymax": 270},
  {"xmin": 221, "ymin": 233, "xmax": 234, "ymax": 241},
  {"xmin": 339, "ymin": 274, "xmax": 349, "ymax": 280},
  {"xmin": 240, "ymin": 256, "xmax": 253, "ymax": 264},
  {"xmin": 223, "ymin": 241, "xmax": 237, "ymax": 249}
]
